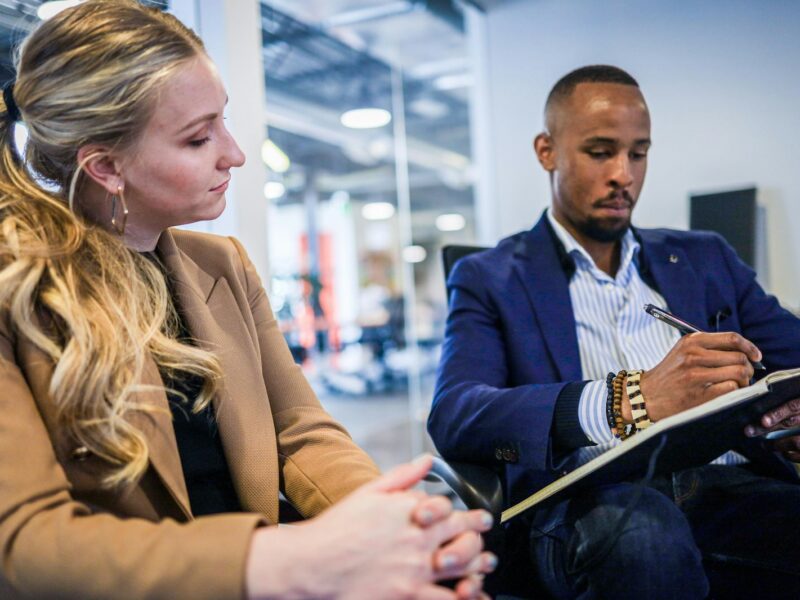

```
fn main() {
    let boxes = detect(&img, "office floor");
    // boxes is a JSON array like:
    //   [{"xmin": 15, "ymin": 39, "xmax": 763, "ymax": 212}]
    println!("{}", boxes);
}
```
[{"xmin": 318, "ymin": 390, "xmax": 415, "ymax": 472}]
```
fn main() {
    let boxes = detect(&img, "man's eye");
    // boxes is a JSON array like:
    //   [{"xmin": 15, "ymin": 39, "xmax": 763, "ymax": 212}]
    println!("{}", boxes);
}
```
[
  {"xmin": 189, "ymin": 137, "xmax": 211, "ymax": 147},
  {"xmin": 631, "ymin": 151, "xmax": 648, "ymax": 160},
  {"xmin": 587, "ymin": 150, "xmax": 611, "ymax": 158}
]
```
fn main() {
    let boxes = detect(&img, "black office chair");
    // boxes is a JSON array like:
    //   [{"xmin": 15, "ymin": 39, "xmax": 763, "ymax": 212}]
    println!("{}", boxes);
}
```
[
  {"xmin": 422, "ymin": 245, "xmax": 540, "ymax": 599},
  {"xmin": 441, "ymin": 245, "xmax": 490, "ymax": 281},
  {"xmin": 427, "ymin": 245, "xmax": 501, "ymax": 513}
]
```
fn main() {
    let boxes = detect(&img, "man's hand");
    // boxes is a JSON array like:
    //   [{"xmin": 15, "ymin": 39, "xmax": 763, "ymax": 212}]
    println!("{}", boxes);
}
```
[
  {"xmin": 745, "ymin": 398, "xmax": 800, "ymax": 462},
  {"xmin": 637, "ymin": 332, "xmax": 761, "ymax": 422}
]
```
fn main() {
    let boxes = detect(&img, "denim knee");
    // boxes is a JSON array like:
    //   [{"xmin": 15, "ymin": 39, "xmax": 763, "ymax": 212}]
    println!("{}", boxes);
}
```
[{"xmin": 531, "ymin": 484, "xmax": 709, "ymax": 600}]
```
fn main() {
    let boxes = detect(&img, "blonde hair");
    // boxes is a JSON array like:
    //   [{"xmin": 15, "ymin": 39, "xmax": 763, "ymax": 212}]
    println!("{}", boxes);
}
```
[{"xmin": 0, "ymin": 0, "xmax": 223, "ymax": 487}]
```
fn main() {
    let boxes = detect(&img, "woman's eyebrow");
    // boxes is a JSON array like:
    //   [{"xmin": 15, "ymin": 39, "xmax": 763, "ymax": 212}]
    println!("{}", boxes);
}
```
[
  {"xmin": 175, "ymin": 97, "xmax": 229, "ymax": 134},
  {"xmin": 175, "ymin": 112, "xmax": 217, "ymax": 134}
]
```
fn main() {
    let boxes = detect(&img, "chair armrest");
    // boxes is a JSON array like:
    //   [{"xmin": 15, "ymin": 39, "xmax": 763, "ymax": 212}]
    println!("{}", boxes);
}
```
[{"xmin": 426, "ymin": 456, "xmax": 504, "ymax": 515}]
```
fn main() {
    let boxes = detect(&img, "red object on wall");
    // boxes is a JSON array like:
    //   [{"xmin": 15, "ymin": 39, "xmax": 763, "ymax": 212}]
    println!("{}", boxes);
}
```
[{"xmin": 299, "ymin": 232, "xmax": 340, "ymax": 351}]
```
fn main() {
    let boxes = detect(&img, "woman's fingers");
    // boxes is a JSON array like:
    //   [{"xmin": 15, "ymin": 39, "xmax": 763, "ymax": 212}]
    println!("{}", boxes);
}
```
[
  {"xmin": 434, "ymin": 530, "xmax": 483, "ymax": 572},
  {"xmin": 436, "ymin": 544, "xmax": 498, "ymax": 581},
  {"xmin": 361, "ymin": 454, "xmax": 433, "ymax": 494},
  {"xmin": 415, "ymin": 585, "xmax": 459, "ymax": 600},
  {"xmin": 413, "ymin": 494, "xmax": 453, "ymax": 526},
  {"xmin": 413, "ymin": 578, "xmax": 488, "ymax": 600},
  {"xmin": 454, "ymin": 575, "xmax": 488, "ymax": 600},
  {"xmin": 426, "ymin": 508, "xmax": 494, "ymax": 547}
]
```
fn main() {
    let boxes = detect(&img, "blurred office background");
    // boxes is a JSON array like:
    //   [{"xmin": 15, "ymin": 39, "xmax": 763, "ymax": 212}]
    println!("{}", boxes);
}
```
[{"xmin": 4, "ymin": 0, "xmax": 799, "ymax": 471}]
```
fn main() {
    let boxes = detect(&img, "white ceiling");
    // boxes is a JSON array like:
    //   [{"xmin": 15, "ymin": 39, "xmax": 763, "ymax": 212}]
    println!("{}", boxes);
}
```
[{"xmin": 264, "ymin": 0, "xmax": 469, "ymax": 76}]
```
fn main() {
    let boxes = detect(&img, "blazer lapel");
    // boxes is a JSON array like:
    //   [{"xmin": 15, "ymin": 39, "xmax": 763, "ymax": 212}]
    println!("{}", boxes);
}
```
[
  {"xmin": 513, "ymin": 217, "xmax": 582, "ymax": 381},
  {"xmin": 639, "ymin": 231, "xmax": 708, "ymax": 331},
  {"xmin": 157, "ymin": 230, "xmax": 280, "ymax": 523},
  {"xmin": 127, "ymin": 358, "xmax": 192, "ymax": 519}
]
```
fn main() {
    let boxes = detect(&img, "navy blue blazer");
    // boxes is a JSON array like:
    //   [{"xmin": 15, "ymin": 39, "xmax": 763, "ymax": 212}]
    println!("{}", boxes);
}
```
[{"xmin": 429, "ymin": 212, "xmax": 800, "ymax": 506}]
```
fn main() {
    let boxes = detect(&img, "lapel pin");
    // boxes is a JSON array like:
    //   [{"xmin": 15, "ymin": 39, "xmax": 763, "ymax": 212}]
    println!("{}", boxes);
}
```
[{"xmin": 669, "ymin": 254, "xmax": 679, "ymax": 264}]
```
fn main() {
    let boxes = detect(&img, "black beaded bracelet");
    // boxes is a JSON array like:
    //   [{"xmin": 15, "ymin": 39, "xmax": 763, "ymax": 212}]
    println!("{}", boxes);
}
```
[{"xmin": 605, "ymin": 371, "xmax": 617, "ymax": 431}]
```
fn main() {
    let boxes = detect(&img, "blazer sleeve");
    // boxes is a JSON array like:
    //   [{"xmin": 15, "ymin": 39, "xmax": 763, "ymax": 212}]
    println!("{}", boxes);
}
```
[
  {"xmin": 228, "ymin": 237, "xmax": 380, "ymax": 518},
  {"xmin": 429, "ymin": 257, "xmax": 567, "ymax": 476},
  {"xmin": 714, "ymin": 234, "xmax": 800, "ymax": 369},
  {"xmin": 0, "ymin": 319, "xmax": 265, "ymax": 599}
]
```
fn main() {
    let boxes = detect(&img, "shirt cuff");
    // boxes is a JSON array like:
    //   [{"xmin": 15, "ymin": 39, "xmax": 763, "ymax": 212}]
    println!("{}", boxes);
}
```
[{"xmin": 578, "ymin": 379, "xmax": 615, "ymax": 445}]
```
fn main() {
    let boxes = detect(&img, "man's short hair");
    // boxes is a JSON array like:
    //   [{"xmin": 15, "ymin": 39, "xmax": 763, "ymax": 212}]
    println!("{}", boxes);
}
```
[{"xmin": 545, "ymin": 65, "xmax": 640, "ymax": 130}]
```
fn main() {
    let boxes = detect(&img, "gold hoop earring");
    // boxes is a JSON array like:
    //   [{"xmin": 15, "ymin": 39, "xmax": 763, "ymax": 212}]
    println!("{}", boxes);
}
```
[{"xmin": 110, "ymin": 186, "xmax": 128, "ymax": 236}]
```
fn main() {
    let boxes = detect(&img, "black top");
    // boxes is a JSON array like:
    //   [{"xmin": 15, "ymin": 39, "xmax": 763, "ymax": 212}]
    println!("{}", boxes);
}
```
[
  {"xmin": 145, "ymin": 252, "xmax": 242, "ymax": 516},
  {"xmin": 160, "ymin": 356, "xmax": 242, "ymax": 516}
]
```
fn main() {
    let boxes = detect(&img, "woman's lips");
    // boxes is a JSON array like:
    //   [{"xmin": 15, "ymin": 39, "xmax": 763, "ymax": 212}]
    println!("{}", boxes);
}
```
[{"xmin": 210, "ymin": 178, "xmax": 230, "ymax": 192}]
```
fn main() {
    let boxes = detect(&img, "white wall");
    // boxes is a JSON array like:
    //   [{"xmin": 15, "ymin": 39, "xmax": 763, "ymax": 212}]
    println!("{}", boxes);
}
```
[{"xmin": 474, "ymin": 0, "xmax": 800, "ymax": 306}]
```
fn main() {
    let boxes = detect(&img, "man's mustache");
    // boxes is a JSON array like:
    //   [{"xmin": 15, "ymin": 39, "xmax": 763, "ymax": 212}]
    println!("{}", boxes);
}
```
[{"xmin": 594, "ymin": 190, "xmax": 633, "ymax": 208}]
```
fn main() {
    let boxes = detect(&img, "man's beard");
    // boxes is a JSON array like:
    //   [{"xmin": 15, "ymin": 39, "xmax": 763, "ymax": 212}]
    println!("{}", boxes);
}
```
[
  {"xmin": 579, "ymin": 191, "xmax": 634, "ymax": 242},
  {"xmin": 580, "ymin": 215, "xmax": 631, "ymax": 242}
]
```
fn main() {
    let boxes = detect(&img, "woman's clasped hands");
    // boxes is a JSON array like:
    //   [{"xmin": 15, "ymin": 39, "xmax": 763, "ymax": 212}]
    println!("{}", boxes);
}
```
[{"xmin": 246, "ymin": 454, "xmax": 497, "ymax": 599}]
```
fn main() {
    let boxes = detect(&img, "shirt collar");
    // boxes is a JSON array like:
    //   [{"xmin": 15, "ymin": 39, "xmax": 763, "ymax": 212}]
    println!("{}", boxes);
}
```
[{"xmin": 545, "ymin": 208, "xmax": 640, "ymax": 281}]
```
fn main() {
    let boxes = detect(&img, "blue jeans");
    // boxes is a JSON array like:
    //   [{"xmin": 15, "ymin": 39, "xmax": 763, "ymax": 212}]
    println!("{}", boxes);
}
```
[{"xmin": 526, "ymin": 464, "xmax": 800, "ymax": 599}]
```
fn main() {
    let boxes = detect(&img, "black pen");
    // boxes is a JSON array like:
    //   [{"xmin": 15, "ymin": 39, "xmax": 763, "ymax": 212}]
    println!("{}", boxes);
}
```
[{"xmin": 643, "ymin": 303, "xmax": 766, "ymax": 371}]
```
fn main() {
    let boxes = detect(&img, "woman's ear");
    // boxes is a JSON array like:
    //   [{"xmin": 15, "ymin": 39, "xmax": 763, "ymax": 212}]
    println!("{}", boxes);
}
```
[{"xmin": 77, "ymin": 144, "xmax": 123, "ymax": 194}]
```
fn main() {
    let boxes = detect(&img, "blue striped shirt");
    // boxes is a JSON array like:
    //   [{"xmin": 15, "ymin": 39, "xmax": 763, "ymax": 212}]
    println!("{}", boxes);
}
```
[{"xmin": 546, "ymin": 210, "xmax": 742, "ymax": 468}]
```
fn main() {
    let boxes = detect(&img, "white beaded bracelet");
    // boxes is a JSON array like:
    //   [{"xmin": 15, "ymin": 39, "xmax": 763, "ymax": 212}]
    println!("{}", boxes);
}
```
[{"xmin": 625, "ymin": 369, "xmax": 652, "ymax": 433}]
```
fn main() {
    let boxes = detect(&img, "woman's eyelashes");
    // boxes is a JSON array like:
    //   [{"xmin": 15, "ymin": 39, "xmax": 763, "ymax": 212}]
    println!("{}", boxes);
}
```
[{"xmin": 188, "ymin": 136, "xmax": 211, "ymax": 147}]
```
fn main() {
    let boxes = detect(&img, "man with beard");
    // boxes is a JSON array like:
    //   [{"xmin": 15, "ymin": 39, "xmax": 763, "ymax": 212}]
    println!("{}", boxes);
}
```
[{"xmin": 429, "ymin": 65, "xmax": 800, "ymax": 599}]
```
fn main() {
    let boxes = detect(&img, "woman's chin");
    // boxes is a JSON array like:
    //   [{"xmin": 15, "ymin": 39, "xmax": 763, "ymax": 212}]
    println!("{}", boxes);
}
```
[{"xmin": 194, "ymin": 197, "xmax": 227, "ymax": 224}]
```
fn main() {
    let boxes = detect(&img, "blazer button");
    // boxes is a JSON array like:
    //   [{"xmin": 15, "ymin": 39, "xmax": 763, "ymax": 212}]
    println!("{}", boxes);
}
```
[
  {"xmin": 71, "ymin": 446, "xmax": 91, "ymax": 461},
  {"xmin": 502, "ymin": 449, "xmax": 518, "ymax": 463}
]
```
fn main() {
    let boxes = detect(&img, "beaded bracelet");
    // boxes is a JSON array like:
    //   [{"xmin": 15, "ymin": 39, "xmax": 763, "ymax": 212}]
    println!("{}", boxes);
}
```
[
  {"xmin": 605, "ymin": 371, "xmax": 617, "ymax": 430},
  {"xmin": 611, "ymin": 370, "xmax": 632, "ymax": 440},
  {"xmin": 626, "ymin": 369, "xmax": 653, "ymax": 433}
]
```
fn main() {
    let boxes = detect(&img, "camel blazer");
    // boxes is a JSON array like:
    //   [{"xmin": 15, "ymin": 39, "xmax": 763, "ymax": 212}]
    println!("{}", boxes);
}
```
[{"xmin": 0, "ymin": 229, "xmax": 380, "ymax": 599}]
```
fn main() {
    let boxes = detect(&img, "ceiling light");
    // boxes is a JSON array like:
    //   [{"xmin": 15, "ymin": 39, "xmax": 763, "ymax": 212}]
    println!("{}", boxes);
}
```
[
  {"xmin": 361, "ymin": 201, "xmax": 395, "ymax": 220},
  {"xmin": 330, "ymin": 190, "xmax": 350, "ymax": 203},
  {"xmin": 402, "ymin": 245, "xmax": 427, "ymax": 264},
  {"xmin": 367, "ymin": 136, "xmax": 393, "ymax": 160},
  {"xmin": 435, "ymin": 213, "xmax": 466, "ymax": 232},
  {"xmin": 433, "ymin": 73, "xmax": 474, "ymax": 92},
  {"xmin": 409, "ymin": 98, "xmax": 448, "ymax": 120},
  {"xmin": 263, "ymin": 181, "xmax": 286, "ymax": 200},
  {"xmin": 261, "ymin": 139, "xmax": 290, "ymax": 173},
  {"xmin": 341, "ymin": 108, "xmax": 392, "ymax": 129},
  {"xmin": 37, "ymin": 0, "xmax": 83, "ymax": 20}
]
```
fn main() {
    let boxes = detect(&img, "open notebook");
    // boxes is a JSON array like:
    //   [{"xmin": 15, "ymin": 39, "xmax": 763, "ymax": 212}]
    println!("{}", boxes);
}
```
[{"xmin": 502, "ymin": 368, "xmax": 800, "ymax": 523}]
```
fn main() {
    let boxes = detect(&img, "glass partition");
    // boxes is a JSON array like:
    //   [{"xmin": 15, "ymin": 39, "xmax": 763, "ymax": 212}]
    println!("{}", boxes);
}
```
[{"xmin": 260, "ymin": 1, "xmax": 477, "ymax": 470}]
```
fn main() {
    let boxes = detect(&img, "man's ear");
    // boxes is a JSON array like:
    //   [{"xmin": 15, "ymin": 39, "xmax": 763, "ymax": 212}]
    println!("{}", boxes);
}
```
[
  {"xmin": 533, "ymin": 132, "xmax": 556, "ymax": 172},
  {"xmin": 76, "ymin": 144, "xmax": 124, "ymax": 194}
]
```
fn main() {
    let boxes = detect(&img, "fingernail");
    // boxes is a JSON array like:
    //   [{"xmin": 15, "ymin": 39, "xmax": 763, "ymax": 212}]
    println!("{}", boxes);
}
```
[
  {"xmin": 440, "ymin": 554, "xmax": 458, "ymax": 569},
  {"xmin": 463, "ymin": 580, "xmax": 479, "ymax": 598},
  {"xmin": 419, "ymin": 509, "xmax": 434, "ymax": 525},
  {"xmin": 744, "ymin": 425, "xmax": 756, "ymax": 437},
  {"xmin": 481, "ymin": 511, "xmax": 494, "ymax": 528},
  {"xmin": 412, "ymin": 453, "xmax": 432, "ymax": 465},
  {"xmin": 485, "ymin": 553, "xmax": 499, "ymax": 571},
  {"xmin": 763, "ymin": 416, "xmax": 773, "ymax": 427}
]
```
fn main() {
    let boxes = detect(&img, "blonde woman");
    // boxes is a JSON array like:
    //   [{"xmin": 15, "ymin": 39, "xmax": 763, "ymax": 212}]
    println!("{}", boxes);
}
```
[{"xmin": 0, "ymin": 1, "xmax": 496, "ymax": 598}]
